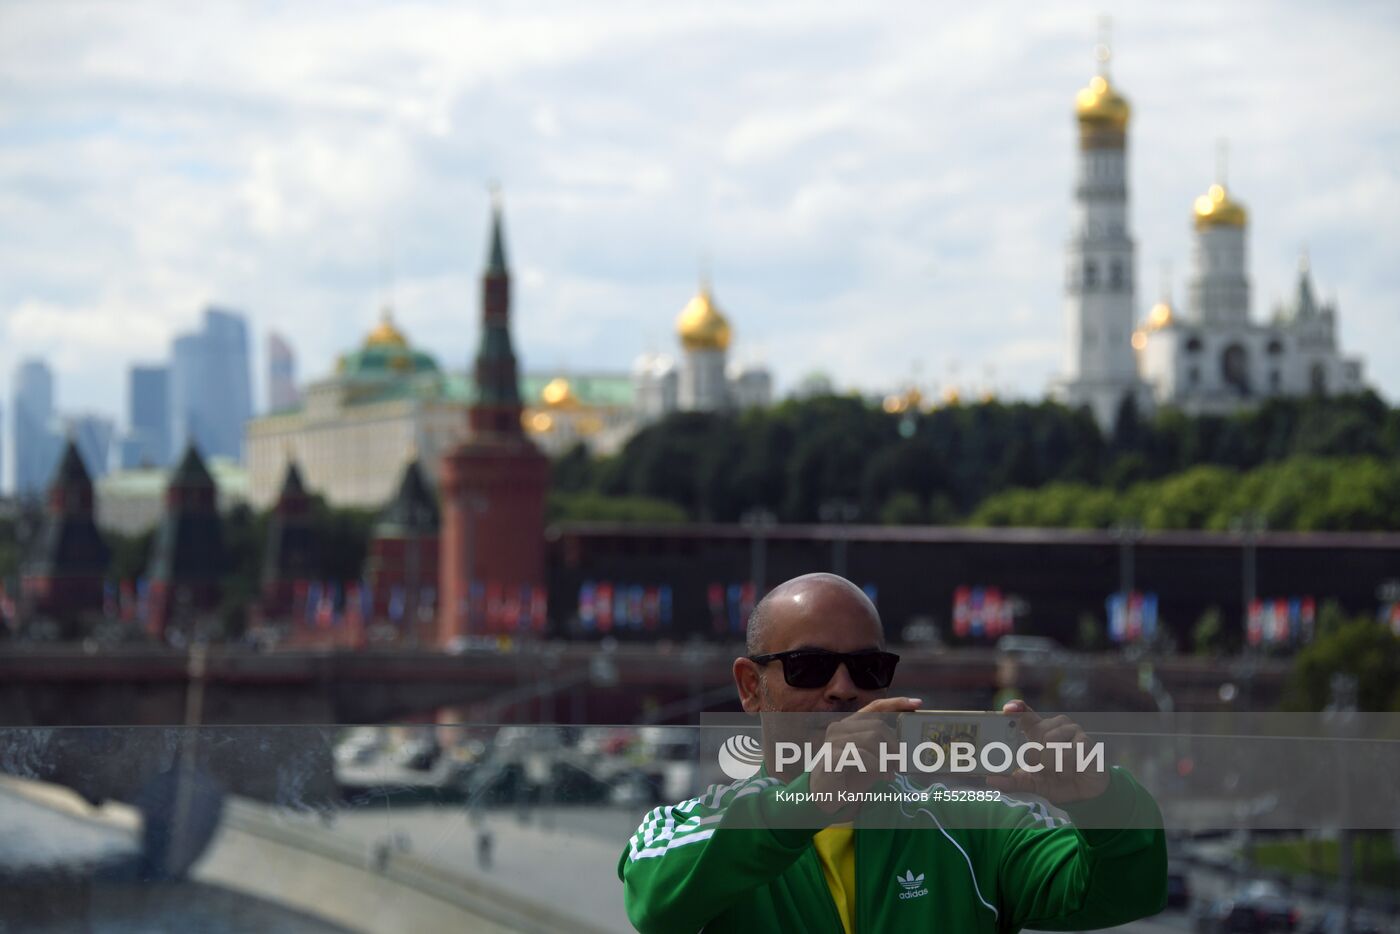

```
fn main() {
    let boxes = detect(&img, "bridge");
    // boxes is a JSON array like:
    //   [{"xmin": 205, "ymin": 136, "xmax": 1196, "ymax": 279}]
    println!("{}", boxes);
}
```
[
  {"xmin": 0, "ymin": 642, "xmax": 1293, "ymax": 893},
  {"xmin": 0, "ymin": 643, "xmax": 1291, "ymax": 727}
]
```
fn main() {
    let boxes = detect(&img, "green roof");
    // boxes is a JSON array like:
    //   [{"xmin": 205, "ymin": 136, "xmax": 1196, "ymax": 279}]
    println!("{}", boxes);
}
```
[
  {"xmin": 263, "ymin": 369, "xmax": 635, "ymax": 418},
  {"xmin": 519, "ymin": 373, "xmax": 635, "ymax": 407},
  {"xmin": 98, "ymin": 457, "xmax": 249, "ymax": 499},
  {"xmin": 338, "ymin": 344, "xmax": 440, "ymax": 379}
]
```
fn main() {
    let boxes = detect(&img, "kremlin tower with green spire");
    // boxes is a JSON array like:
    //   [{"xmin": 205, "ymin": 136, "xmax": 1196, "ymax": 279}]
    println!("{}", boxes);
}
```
[{"xmin": 437, "ymin": 196, "xmax": 549, "ymax": 645}]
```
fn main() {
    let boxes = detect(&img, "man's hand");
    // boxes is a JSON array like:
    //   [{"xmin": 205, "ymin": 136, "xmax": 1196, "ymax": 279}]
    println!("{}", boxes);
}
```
[
  {"xmin": 985, "ymin": 701, "xmax": 1110, "ymax": 805},
  {"xmin": 808, "ymin": 697, "xmax": 922, "ymax": 814}
]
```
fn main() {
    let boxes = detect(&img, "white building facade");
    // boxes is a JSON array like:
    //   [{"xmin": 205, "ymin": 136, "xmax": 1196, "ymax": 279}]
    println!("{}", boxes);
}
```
[
  {"xmin": 1137, "ymin": 189, "xmax": 1365, "ymax": 414},
  {"xmin": 244, "ymin": 311, "xmax": 469, "ymax": 510},
  {"xmin": 1058, "ymin": 44, "xmax": 1366, "ymax": 427}
]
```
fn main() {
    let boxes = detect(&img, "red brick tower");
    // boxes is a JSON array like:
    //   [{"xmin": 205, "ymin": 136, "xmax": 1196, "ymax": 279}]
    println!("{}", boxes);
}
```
[
  {"xmin": 147, "ymin": 444, "xmax": 226, "ymax": 641},
  {"xmin": 367, "ymin": 455, "xmax": 439, "ymax": 635},
  {"xmin": 437, "ymin": 198, "xmax": 549, "ymax": 645},
  {"xmin": 259, "ymin": 459, "xmax": 318, "ymax": 620},
  {"xmin": 21, "ymin": 439, "xmax": 110, "ymax": 619}
]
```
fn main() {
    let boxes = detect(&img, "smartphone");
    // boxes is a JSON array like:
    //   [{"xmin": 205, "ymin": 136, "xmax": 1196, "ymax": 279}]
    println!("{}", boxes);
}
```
[{"xmin": 896, "ymin": 709, "xmax": 1024, "ymax": 776}]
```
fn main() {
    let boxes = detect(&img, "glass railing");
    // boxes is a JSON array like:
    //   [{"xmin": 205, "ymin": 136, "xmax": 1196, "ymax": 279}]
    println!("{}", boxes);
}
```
[{"xmin": 3, "ymin": 719, "xmax": 1399, "ymax": 932}]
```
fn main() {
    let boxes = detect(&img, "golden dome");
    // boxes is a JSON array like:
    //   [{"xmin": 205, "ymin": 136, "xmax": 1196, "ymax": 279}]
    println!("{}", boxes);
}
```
[
  {"xmin": 1075, "ymin": 75, "xmax": 1131, "ymax": 131},
  {"xmin": 1193, "ymin": 183, "xmax": 1248, "ymax": 230},
  {"xmin": 365, "ymin": 307, "xmax": 409, "ymax": 349},
  {"xmin": 676, "ymin": 288, "xmax": 732, "ymax": 352},
  {"xmin": 541, "ymin": 376, "xmax": 580, "ymax": 408},
  {"xmin": 1147, "ymin": 300, "xmax": 1174, "ymax": 330},
  {"xmin": 1131, "ymin": 329, "xmax": 1148, "ymax": 351},
  {"xmin": 525, "ymin": 411, "xmax": 555, "ymax": 434},
  {"xmin": 882, "ymin": 386, "xmax": 925, "ymax": 415}
]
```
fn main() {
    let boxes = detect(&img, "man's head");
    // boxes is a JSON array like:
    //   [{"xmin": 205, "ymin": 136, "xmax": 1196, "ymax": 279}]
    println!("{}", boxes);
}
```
[{"xmin": 733, "ymin": 572, "xmax": 890, "ymax": 714}]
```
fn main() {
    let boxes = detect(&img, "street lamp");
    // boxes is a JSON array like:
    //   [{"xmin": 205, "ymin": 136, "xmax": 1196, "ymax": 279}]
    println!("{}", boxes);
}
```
[
  {"xmin": 741, "ymin": 508, "xmax": 777, "ymax": 599},
  {"xmin": 1229, "ymin": 512, "xmax": 1267, "ymax": 642},
  {"xmin": 1110, "ymin": 520, "xmax": 1144, "ymax": 606},
  {"xmin": 819, "ymin": 499, "xmax": 860, "ymax": 577}
]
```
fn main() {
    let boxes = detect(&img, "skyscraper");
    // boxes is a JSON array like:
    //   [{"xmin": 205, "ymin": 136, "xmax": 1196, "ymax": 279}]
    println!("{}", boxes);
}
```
[
  {"xmin": 266, "ymin": 331, "xmax": 300, "ymax": 412},
  {"xmin": 65, "ymin": 413, "xmax": 115, "ymax": 480},
  {"xmin": 12, "ymin": 359, "xmax": 60, "ymax": 497},
  {"xmin": 124, "ymin": 364, "xmax": 170, "ymax": 469},
  {"xmin": 169, "ymin": 307, "xmax": 253, "ymax": 463}
]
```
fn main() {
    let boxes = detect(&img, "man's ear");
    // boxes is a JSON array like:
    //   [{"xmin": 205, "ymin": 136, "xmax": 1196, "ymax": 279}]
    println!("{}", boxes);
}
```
[{"xmin": 734, "ymin": 657, "xmax": 763, "ymax": 713}]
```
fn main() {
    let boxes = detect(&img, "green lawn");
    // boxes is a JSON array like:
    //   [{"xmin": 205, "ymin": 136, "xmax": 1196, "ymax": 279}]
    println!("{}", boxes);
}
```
[{"xmin": 1251, "ymin": 833, "xmax": 1400, "ymax": 889}]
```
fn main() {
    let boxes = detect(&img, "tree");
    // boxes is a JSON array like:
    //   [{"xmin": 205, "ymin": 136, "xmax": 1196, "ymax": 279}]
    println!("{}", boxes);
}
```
[
  {"xmin": 1110, "ymin": 393, "xmax": 1143, "ymax": 454},
  {"xmin": 551, "ymin": 443, "xmax": 597, "ymax": 494},
  {"xmin": 1192, "ymin": 607, "xmax": 1226, "ymax": 657},
  {"xmin": 1141, "ymin": 466, "xmax": 1238, "ymax": 530},
  {"xmin": 106, "ymin": 529, "xmax": 156, "ymax": 584},
  {"xmin": 547, "ymin": 493, "xmax": 687, "ymax": 524},
  {"xmin": 547, "ymin": 394, "xmax": 1399, "ymax": 530},
  {"xmin": 1284, "ymin": 615, "xmax": 1400, "ymax": 712},
  {"xmin": 879, "ymin": 492, "xmax": 925, "ymax": 526},
  {"xmin": 1077, "ymin": 613, "xmax": 1105, "ymax": 651},
  {"xmin": 308, "ymin": 499, "xmax": 375, "ymax": 582}
]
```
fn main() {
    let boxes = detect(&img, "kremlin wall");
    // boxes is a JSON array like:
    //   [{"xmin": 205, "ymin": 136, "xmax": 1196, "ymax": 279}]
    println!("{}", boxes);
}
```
[{"xmin": 4, "ymin": 43, "xmax": 1384, "ymax": 652}]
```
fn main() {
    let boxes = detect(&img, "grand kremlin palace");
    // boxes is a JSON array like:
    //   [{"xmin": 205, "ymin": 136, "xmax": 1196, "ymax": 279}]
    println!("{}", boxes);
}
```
[{"xmin": 244, "ymin": 311, "xmax": 635, "ymax": 510}]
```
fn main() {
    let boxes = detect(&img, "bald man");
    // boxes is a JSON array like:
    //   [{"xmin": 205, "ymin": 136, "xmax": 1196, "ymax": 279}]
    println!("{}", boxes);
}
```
[{"xmin": 619, "ymin": 573, "xmax": 1167, "ymax": 933}]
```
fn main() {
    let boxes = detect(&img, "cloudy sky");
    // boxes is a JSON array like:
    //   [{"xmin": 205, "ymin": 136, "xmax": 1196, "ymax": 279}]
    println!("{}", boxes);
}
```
[{"xmin": 1, "ymin": 0, "xmax": 1396, "ymax": 445}]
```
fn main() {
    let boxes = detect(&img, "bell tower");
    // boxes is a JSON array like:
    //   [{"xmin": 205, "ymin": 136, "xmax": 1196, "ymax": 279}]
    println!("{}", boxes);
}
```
[{"xmin": 1059, "ymin": 25, "xmax": 1148, "ymax": 430}]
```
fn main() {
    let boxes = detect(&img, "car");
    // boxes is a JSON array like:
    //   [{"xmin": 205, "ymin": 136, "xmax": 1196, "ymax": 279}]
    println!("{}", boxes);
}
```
[
  {"xmin": 1306, "ymin": 909, "xmax": 1382, "ymax": 934},
  {"xmin": 1194, "ymin": 882, "xmax": 1299, "ymax": 933},
  {"xmin": 393, "ymin": 737, "xmax": 442, "ymax": 771},
  {"xmin": 334, "ymin": 727, "xmax": 385, "ymax": 766},
  {"xmin": 1166, "ymin": 869, "xmax": 1191, "ymax": 909}
]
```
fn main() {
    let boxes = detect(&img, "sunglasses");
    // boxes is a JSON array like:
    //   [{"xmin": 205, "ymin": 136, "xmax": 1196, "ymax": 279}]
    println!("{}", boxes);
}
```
[{"xmin": 747, "ymin": 649, "xmax": 901, "ymax": 690}]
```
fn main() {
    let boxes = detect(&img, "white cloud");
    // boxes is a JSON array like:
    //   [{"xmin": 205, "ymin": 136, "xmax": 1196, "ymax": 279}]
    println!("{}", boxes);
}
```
[
  {"xmin": 0, "ymin": 0, "xmax": 1395, "ymax": 451},
  {"xmin": 5, "ymin": 297, "xmax": 173, "ymax": 369}
]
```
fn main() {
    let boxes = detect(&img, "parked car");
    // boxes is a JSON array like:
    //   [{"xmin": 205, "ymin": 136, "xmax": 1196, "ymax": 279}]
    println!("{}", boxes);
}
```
[
  {"xmin": 1195, "ymin": 881, "xmax": 1298, "ymax": 933},
  {"xmin": 393, "ymin": 737, "xmax": 442, "ymax": 771},
  {"xmin": 1166, "ymin": 869, "xmax": 1191, "ymax": 909},
  {"xmin": 334, "ymin": 727, "xmax": 385, "ymax": 767},
  {"xmin": 1306, "ymin": 909, "xmax": 1382, "ymax": 934}
]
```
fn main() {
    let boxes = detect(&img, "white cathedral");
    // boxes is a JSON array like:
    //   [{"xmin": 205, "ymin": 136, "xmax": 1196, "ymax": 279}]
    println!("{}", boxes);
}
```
[
  {"xmin": 634, "ymin": 280, "xmax": 772, "ymax": 419},
  {"xmin": 1056, "ymin": 45, "xmax": 1366, "ymax": 430}
]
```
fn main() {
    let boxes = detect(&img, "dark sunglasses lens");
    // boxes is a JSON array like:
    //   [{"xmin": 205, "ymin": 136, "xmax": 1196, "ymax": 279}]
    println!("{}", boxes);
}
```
[
  {"xmin": 779, "ymin": 652, "xmax": 898, "ymax": 689},
  {"xmin": 781, "ymin": 653, "xmax": 841, "ymax": 688},
  {"xmin": 848, "ymin": 653, "xmax": 898, "ymax": 689}
]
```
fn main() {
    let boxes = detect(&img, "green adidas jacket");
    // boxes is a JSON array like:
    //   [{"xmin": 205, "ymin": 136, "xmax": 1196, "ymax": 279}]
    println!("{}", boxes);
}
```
[{"xmin": 618, "ymin": 766, "xmax": 1166, "ymax": 933}]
